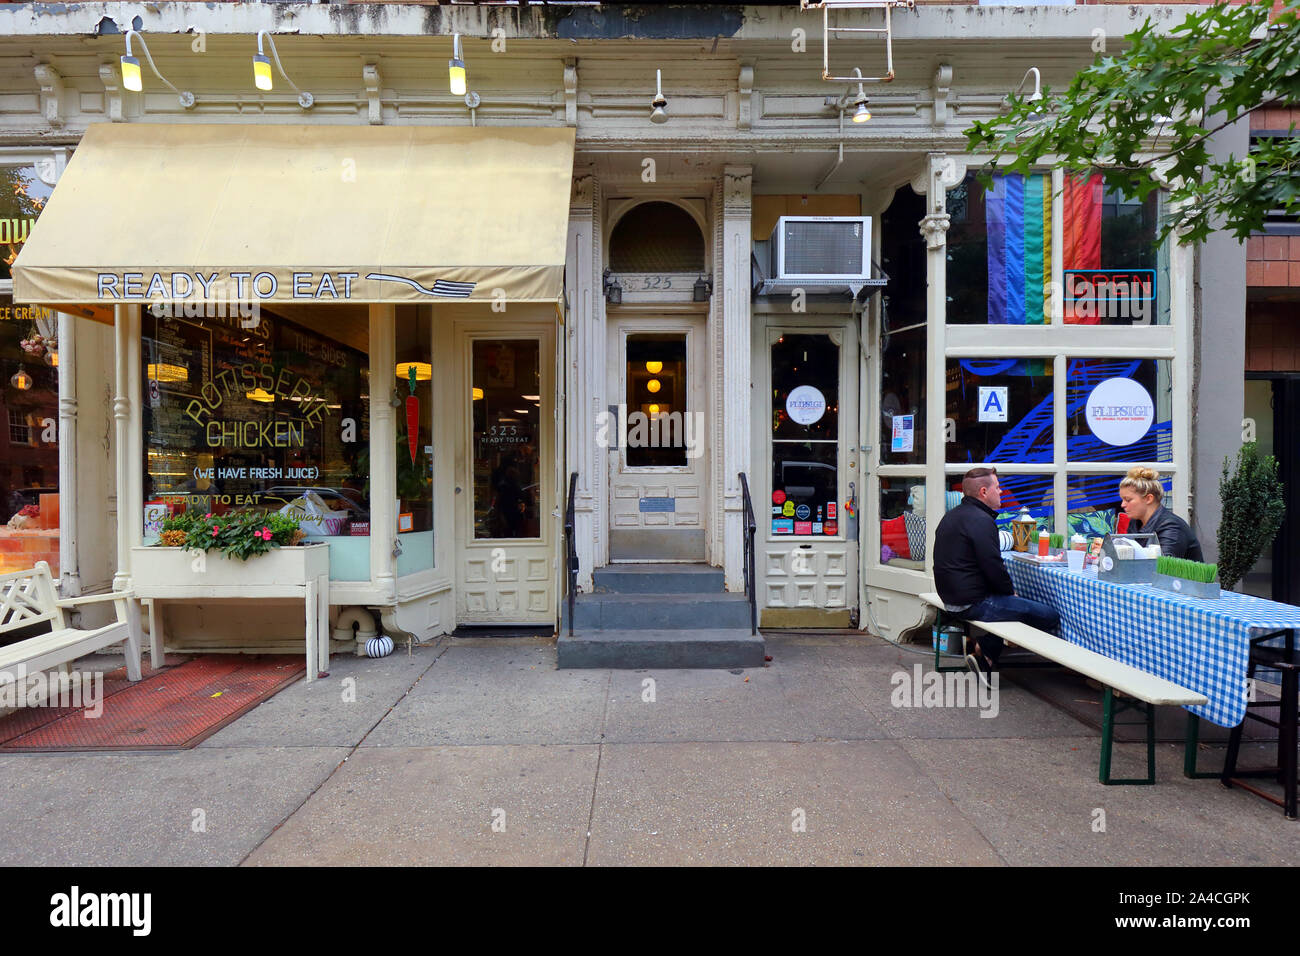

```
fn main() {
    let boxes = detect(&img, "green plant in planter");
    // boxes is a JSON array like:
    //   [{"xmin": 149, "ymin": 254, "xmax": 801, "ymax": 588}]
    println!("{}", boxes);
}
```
[
  {"xmin": 173, "ymin": 510, "xmax": 302, "ymax": 562},
  {"xmin": 1217, "ymin": 441, "xmax": 1285, "ymax": 592}
]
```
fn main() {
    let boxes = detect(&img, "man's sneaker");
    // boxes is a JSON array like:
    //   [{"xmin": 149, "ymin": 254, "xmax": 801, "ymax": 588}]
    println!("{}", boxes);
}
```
[{"xmin": 965, "ymin": 650, "xmax": 994, "ymax": 691}]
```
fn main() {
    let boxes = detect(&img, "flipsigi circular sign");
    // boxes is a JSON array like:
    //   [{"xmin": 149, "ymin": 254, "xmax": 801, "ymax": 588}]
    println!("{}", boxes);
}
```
[
  {"xmin": 786, "ymin": 385, "xmax": 827, "ymax": 426},
  {"xmin": 1085, "ymin": 377, "xmax": 1154, "ymax": 447}
]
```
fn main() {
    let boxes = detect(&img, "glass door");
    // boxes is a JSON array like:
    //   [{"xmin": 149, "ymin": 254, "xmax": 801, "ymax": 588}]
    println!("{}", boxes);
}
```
[
  {"xmin": 758, "ymin": 325, "xmax": 858, "ymax": 621},
  {"xmin": 455, "ymin": 328, "xmax": 555, "ymax": 624}
]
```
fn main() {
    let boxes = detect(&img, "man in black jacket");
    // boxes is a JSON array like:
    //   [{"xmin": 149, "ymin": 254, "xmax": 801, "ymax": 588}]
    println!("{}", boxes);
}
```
[{"xmin": 933, "ymin": 467, "xmax": 1060, "ymax": 680}]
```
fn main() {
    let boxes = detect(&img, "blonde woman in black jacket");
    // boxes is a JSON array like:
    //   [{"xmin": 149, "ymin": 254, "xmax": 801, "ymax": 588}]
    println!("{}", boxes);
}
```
[{"xmin": 1118, "ymin": 466, "xmax": 1204, "ymax": 561}]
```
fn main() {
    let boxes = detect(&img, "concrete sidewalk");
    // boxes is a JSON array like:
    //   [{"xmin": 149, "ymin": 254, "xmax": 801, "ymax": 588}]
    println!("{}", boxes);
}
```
[{"xmin": 0, "ymin": 633, "xmax": 1296, "ymax": 866}]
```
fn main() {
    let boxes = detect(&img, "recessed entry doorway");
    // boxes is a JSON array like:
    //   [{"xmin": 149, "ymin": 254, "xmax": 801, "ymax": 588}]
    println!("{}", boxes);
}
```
[{"xmin": 605, "ymin": 314, "xmax": 709, "ymax": 561}]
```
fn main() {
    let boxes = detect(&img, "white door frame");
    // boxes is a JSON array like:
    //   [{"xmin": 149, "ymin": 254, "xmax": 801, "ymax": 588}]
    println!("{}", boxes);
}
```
[{"xmin": 452, "ymin": 315, "xmax": 557, "ymax": 624}]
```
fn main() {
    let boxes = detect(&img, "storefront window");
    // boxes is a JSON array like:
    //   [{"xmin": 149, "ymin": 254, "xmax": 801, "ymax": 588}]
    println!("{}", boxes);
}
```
[
  {"xmin": 1066, "ymin": 472, "xmax": 1173, "ymax": 540},
  {"xmin": 142, "ymin": 306, "xmax": 370, "ymax": 578},
  {"xmin": 992, "ymin": 473, "xmax": 1056, "ymax": 532},
  {"xmin": 1, "ymin": 164, "xmax": 50, "ymax": 282},
  {"xmin": 473, "ymin": 339, "xmax": 541, "ymax": 539},
  {"xmin": 945, "ymin": 358, "xmax": 1053, "ymax": 464},
  {"xmin": 1066, "ymin": 358, "xmax": 1172, "ymax": 463},
  {"xmin": 879, "ymin": 475, "xmax": 927, "ymax": 569},
  {"xmin": 395, "ymin": 307, "xmax": 433, "ymax": 575},
  {"xmin": 947, "ymin": 172, "xmax": 1052, "ymax": 325},
  {"xmin": 1064, "ymin": 177, "xmax": 1168, "ymax": 326},
  {"xmin": 626, "ymin": 334, "xmax": 688, "ymax": 468},
  {"xmin": 947, "ymin": 171, "xmax": 1169, "ymax": 326},
  {"xmin": 771, "ymin": 333, "xmax": 840, "ymax": 537},
  {"xmin": 880, "ymin": 186, "xmax": 927, "ymax": 467},
  {"xmin": 0, "ymin": 294, "xmax": 58, "ymax": 574}
]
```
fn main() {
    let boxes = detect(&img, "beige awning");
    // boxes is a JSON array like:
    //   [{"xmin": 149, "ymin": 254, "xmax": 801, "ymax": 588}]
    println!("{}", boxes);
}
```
[{"xmin": 13, "ymin": 123, "xmax": 576, "ymax": 316}]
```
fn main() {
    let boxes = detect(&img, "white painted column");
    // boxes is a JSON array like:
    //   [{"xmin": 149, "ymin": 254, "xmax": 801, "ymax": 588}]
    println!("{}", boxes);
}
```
[
  {"xmin": 1171, "ymin": 234, "xmax": 1194, "ymax": 517},
  {"xmin": 56, "ymin": 310, "xmax": 79, "ymax": 596},
  {"xmin": 111, "ymin": 303, "xmax": 141, "ymax": 593},
  {"xmin": 917, "ymin": 154, "xmax": 961, "ymax": 575},
  {"xmin": 564, "ymin": 164, "xmax": 603, "ymax": 589},
  {"xmin": 369, "ymin": 304, "xmax": 397, "ymax": 603},
  {"xmin": 720, "ymin": 165, "xmax": 753, "ymax": 592}
]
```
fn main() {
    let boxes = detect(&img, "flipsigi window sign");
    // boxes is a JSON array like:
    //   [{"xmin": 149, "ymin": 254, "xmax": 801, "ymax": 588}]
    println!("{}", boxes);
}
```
[{"xmin": 1085, "ymin": 377, "xmax": 1154, "ymax": 446}]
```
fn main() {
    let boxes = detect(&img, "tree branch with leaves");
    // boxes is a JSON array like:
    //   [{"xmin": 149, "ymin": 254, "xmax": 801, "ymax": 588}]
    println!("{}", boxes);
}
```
[{"xmin": 966, "ymin": 0, "xmax": 1300, "ymax": 244}]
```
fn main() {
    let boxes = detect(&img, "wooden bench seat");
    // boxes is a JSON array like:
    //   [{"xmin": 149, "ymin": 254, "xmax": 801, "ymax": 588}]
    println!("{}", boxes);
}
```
[
  {"xmin": 0, "ymin": 562, "xmax": 141, "ymax": 696},
  {"xmin": 920, "ymin": 591, "xmax": 1207, "ymax": 784}
]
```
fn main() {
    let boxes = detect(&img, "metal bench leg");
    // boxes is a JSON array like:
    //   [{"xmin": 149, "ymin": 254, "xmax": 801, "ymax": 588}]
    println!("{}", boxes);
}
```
[
  {"xmin": 1145, "ymin": 698, "xmax": 1156, "ymax": 785},
  {"xmin": 1101, "ymin": 688, "xmax": 1156, "ymax": 785},
  {"xmin": 1100, "ymin": 687, "xmax": 1115, "ymax": 785}
]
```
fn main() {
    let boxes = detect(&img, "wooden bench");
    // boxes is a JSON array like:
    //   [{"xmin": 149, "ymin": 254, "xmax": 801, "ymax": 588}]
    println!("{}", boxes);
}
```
[
  {"xmin": 920, "ymin": 592, "xmax": 1207, "ymax": 785},
  {"xmin": 0, "ymin": 562, "xmax": 141, "ymax": 697}
]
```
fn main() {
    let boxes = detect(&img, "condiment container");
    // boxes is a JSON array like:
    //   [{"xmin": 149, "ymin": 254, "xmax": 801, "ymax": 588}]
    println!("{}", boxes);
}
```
[{"xmin": 1037, "ymin": 529, "xmax": 1049, "ymax": 557}]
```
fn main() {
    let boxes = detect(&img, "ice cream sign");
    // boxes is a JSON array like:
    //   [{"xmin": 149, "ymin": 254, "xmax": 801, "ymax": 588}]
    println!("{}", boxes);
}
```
[{"xmin": 1085, "ymin": 377, "xmax": 1154, "ymax": 446}]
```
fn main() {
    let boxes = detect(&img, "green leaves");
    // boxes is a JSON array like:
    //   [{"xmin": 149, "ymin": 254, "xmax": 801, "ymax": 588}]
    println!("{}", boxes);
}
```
[
  {"xmin": 1217, "ymin": 441, "xmax": 1286, "ymax": 592},
  {"xmin": 965, "ymin": 0, "xmax": 1300, "ymax": 244},
  {"xmin": 171, "ymin": 509, "xmax": 301, "ymax": 562}
]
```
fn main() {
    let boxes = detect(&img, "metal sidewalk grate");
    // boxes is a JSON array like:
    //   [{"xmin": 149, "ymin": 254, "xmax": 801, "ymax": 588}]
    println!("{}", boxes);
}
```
[{"xmin": 0, "ymin": 655, "xmax": 304, "ymax": 752}]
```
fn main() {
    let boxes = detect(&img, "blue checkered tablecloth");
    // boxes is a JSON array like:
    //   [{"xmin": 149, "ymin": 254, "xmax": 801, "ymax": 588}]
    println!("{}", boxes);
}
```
[{"xmin": 1005, "ymin": 556, "xmax": 1300, "ymax": 727}]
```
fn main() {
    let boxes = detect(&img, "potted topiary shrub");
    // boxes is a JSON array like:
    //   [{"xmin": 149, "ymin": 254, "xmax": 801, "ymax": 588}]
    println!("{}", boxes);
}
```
[{"xmin": 1217, "ymin": 441, "xmax": 1285, "ymax": 593}]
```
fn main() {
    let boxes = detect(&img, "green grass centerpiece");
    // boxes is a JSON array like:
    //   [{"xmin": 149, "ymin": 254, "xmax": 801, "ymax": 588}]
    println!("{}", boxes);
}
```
[{"xmin": 1154, "ymin": 555, "xmax": 1222, "ymax": 598}]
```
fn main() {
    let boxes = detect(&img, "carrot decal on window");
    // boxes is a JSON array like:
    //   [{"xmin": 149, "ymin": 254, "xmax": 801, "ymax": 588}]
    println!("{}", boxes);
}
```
[{"xmin": 406, "ymin": 365, "xmax": 419, "ymax": 465}]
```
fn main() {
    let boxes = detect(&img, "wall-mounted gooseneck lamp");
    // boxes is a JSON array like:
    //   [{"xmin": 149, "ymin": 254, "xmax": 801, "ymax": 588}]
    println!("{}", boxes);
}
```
[
  {"xmin": 1015, "ymin": 67, "xmax": 1044, "ymax": 122},
  {"xmin": 650, "ymin": 69, "xmax": 668, "ymax": 124},
  {"xmin": 121, "ymin": 30, "xmax": 195, "ymax": 109},
  {"xmin": 254, "ymin": 31, "xmax": 314, "ymax": 109},
  {"xmin": 449, "ymin": 34, "xmax": 468, "ymax": 96},
  {"xmin": 850, "ymin": 67, "xmax": 871, "ymax": 124},
  {"xmin": 602, "ymin": 268, "xmax": 623, "ymax": 305}
]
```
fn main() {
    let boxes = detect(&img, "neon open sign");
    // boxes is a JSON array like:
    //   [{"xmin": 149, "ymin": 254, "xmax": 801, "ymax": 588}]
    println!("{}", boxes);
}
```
[{"xmin": 1064, "ymin": 269, "xmax": 1156, "ymax": 323}]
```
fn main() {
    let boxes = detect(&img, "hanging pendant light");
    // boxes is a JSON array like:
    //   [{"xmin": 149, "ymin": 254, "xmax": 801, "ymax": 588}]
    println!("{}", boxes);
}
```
[
  {"xmin": 10, "ymin": 370, "xmax": 32, "ymax": 390},
  {"xmin": 449, "ymin": 34, "xmax": 467, "ymax": 97}
]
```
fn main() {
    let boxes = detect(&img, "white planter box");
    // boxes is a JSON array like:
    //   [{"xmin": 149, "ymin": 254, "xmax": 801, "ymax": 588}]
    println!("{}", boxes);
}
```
[
  {"xmin": 131, "ymin": 542, "xmax": 329, "ymax": 595},
  {"xmin": 129, "ymin": 542, "xmax": 331, "ymax": 680}
]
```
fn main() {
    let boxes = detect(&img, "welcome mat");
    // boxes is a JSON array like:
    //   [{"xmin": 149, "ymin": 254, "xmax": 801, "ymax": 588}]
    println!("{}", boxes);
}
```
[{"xmin": 0, "ymin": 655, "xmax": 304, "ymax": 752}]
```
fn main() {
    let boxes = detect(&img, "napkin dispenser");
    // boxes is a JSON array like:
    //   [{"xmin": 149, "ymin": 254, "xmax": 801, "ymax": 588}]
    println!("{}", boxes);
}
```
[{"xmin": 1098, "ymin": 532, "xmax": 1160, "ymax": 583}]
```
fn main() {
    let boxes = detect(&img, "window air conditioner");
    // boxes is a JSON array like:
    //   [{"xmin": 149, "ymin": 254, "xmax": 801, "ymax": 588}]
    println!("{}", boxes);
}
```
[{"xmin": 770, "ymin": 216, "xmax": 873, "ymax": 282}]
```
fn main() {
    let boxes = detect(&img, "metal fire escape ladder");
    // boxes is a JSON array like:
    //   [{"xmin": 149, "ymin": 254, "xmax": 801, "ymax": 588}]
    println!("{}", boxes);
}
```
[{"xmin": 801, "ymin": 0, "xmax": 917, "ymax": 84}]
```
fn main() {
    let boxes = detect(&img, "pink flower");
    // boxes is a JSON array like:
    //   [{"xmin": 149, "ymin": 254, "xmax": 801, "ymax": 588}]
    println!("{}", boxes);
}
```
[
  {"xmin": 211, "ymin": 525, "xmax": 220, "ymax": 538},
  {"xmin": 258, "ymin": 527, "xmax": 272, "ymax": 542}
]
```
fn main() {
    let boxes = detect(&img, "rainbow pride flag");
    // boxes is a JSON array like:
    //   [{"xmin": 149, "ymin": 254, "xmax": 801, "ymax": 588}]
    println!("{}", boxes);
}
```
[
  {"xmin": 1062, "ymin": 171, "xmax": 1103, "ymax": 324},
  {"xmin": 986, "ymin": 172, "xmax": 1051, "ymax": 325}
]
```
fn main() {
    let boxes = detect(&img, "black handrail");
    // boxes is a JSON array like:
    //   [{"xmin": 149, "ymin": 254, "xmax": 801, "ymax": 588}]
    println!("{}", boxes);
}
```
[
  {"xmin": 739, "ymin": 472, "xmax": 757, "ymax": 635},
  {"xmin": 565, "ymin": 471, "xmax": 578, "ymax": 637}
]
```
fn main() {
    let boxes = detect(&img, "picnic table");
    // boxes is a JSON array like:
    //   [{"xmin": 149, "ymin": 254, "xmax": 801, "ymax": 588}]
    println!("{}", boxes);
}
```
[{"xmin": 1006, "ymin": 556, "xmax": 1300, "ymax": 730}]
